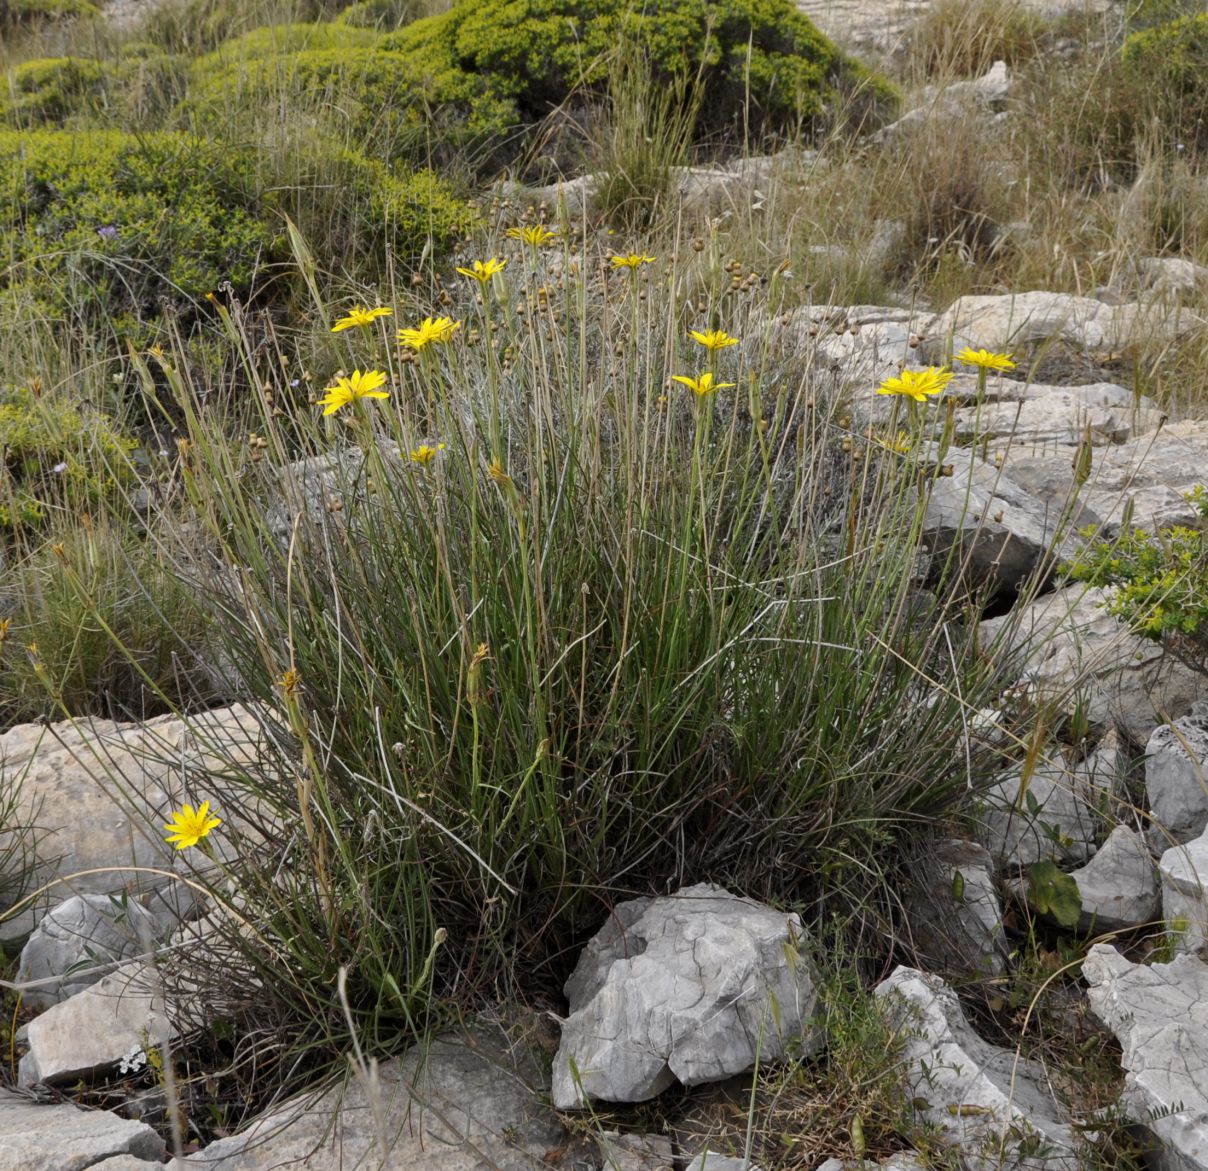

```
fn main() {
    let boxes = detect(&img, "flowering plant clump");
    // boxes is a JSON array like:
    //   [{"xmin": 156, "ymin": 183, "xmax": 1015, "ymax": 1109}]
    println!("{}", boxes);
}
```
[
  {"xmin": 456, "ymin": 258, "xmax": 507, "ymax": 284},
  {"xmin": 610, "ymin": 253, "xmax": 656, "ymax": 269},
  {"xmin": 164, "ymin": 801, "xmax": 222, "ymax": 850},
  {"xmin": 316, "ymin": 369, "xmax": 390, "ymax": 415},
  {"xmin": 410, "ymin": 443, "xmax": 447, "ymax": 464},
  {"xmin": 331, "ymin": 305, "xmax": 393, "ymax": 333},
  {"xmin": 875, "ymin": 367, "xmax": 953, "ymax": 403},
  {"xmin": 397, "ymin": 316, "xmax": 461, "ymax": 351},
  {"xmin": 690, "ymin": 328, "xmax": 739, "ymax": 351},
  {"xmin": 955, "ymin": 347, "xmax": 1016, "ymax": 372},
  {"xmin": 506, "ymin": 225, "xmax": 557, "ymax": 247},
  {"xmin": 671, "ymin": 372, "xmax": 735, "ymax": 398}
]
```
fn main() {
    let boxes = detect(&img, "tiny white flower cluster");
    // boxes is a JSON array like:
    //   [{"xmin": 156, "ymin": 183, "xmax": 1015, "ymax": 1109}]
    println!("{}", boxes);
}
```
[{"xmin": 118, "ymin": 1043, "xmax": 148, "ymax": 1075}]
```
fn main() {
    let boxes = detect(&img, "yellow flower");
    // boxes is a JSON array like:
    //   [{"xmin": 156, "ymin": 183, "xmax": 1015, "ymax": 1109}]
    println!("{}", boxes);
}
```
[
  {"xmin": 317, "ymin": 369, "xmax": 390, "ymax": 415},
  {"xmin": 689, "ymin": 328, "xmax": 739, "ymax": 351},
  {"xmin": 277, "ymin": 667, "xmax": 302, "ymax": 696},
  {"xmin": 506, "ymin": 225, "xmax": 558, "ymax": 247},
  {"xmin": 610, "ymin": 253, "xmax": 656, "ymax": 269},
  {"xmin": 456, "ymin": 258, "xmax": 507, "ymax": 283},
  {"xmin": 875, "ymin": 367, "xmax": 953, "ymax": 403},
  {"xmin": 954, "ymin": 347, "xmax": 1016, "ymax": 372},
  {"xmin": 410, "ymin": 443, "xmax": 447, "ymax": 465},
  {"xmin": 671, "ymin": 372, "xmax": 736, "ymax": 398},
  {"xmin": 878, "ymin": 430, "xmax": 913, "ymax": 453},
  {"xmin": 164, "ymin": 801, "xmax": 222, "ymax": 851},
  {"xmin": 487, "ymin": 458, "xmax": 513, "ymax": 487},
  {"xmin": 397, "ymin": 316, "xmax": 461, "ymax": 351},
  {"xmin": 331, "ymin": 305, "xmax": 392, "ymax": 332}
]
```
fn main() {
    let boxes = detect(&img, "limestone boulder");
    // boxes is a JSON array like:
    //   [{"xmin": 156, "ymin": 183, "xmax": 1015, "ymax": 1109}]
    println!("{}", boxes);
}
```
[
  {"xmin": 1159, "ymin": 829, "xmax": 1208, "ymax": 956},
  {"xmin": 0, "ymin": 1090, "xmax": 164, "ymax": 1171},
  {"xmin": 1084, "ymin": 944, "xmax": 1208, "ymax": 1171},
  {"xmin": 170, "ymin": 1025, "xmax": 566, "ymax": 1171},
  {"xmin": 0, "ymin": 705, "xmax": 266, "ymax": 941},
  {"xmin": 875, "ymin": 967, "xmax": 1080, "ymax": 1170},
  {"xmin": 978, "ymin": 585, "xmax": 1203, "ymax": 744},
  {"xmin": 1066, "ymin": 825, "xmax": 1160, "ymax": 933},
  {"xmin": 974, "ymin": 762, "xmax": 1095, "ymax": 871},
  {"xmin": 552, "ymin": 883, "xmax": 821, "ymax": 1109},
  {"xmin": 18, "ymin": 960, "xmax": 172, "ymax": 1087},
  {"xmin": 1146, "ymin": 704, "xmax": 1208, "ymax": 845}
]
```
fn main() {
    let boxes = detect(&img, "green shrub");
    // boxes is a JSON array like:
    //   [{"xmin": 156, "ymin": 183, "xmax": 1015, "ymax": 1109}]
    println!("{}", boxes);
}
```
[
  {"xmin": 190, "ymin": 19, "xmax": 375, "ymax": 63},
  {"xmin": 379, "ymin": 0, "xmax": 896, "ymax": 150},
  {"xmin": 0, "ymin": 129, "xmax": 474, "ymax": 336},
  {"xmin": 1064, "ymin": 488, "xmax": 1208, "ymax": 653},
  {"xmin": 1122, "ymin": 12, "xmax": 1208, "ymax": 156},
  {"xmin": 0, "ymin": 0, "xmax": 97, "ymax": 29},
  {"xmin": 337, "ymin": 0, "xmax": 421, "ymax": 29},
  {"xmin": 0, "ymin": 384, "xmax": 136, "ymax": 530},
  {"xmin": 136, "ymin": 0, "xmax": 349, "ymax": 54},
  {"xmin": 186, "ymin": 41, "xmax": 516, "ymax": 169},
  {"xmin": 1, "ymin": 53, "xmax": 185, "ymax": 127}
]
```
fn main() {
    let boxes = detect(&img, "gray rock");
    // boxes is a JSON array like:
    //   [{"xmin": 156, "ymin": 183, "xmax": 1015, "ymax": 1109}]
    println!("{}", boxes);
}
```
[
  {"xmin": 16, "ymin": 892, "xmax": 180, "ymax": 1009},
  {"xmin": 1135, "ymin": 257, "xmax": 1208, "ymax": 301},
  {"xmin": 952, "ymin": 382, "xmax": 1164, "ymax": 453},
  {"xmin": 18, "ymin": 961, "xmax": 171, "ymax": 1087},
  {"xmin": 1159, "ymin": 830, "xmax": 1208, "ymax": 956},
  {"xmin": 1083, "ymin": 943, "xmax": 1208, "ymax": 1171},
  {"xmin": 905, "ymin": 839, "xmax": 1008, "ymax": 978},
  {"xmin": 1001, "ymin": 420, "xmax": 1207, "ymax": 538},
  {"xmin": 875, "ymin": 967, "xmax": 1080, "ymax": 1170},
  {"xmin": 1066, "ymin": 825, "xmax": 1160, "ymax": 933},
  {"xmin": 978, "ymin": 584, "xmax": 1203, "ymax": 744},
  {"xmin": 0, "ymin": 705, "xmax": 265, "ymax": 941},
  {"xmin": 0, "ymin": 1088, "xmax": 164, "ymax": 1171},
  {"xmin": 924, "ymin": 291, "xmax": 1184, "ymax": 362},
  {"xmin": 872, "ymin": 62, "xmax": 1011, "ymax": 143},
  {"xmin": 920, "ymin": 449, "xmax": 1079, "ymax": 594},
  {"xmin": 683, "ymin": 1154, "xmax": 760, "ymax": 1171},
  {"xmin": 172, "ymin": 1025, "xmax": 566, "ymax": 1170},
  {"xmin": 597, "ymin": 1131, "xmax": 674, "ymax": 1171},
  {"xmin": 1146, "ymin": 704, "xmax": 1208, "ymax": 846},
  {"xmin": 1072, "ymin": 729, "xmax": 1129, "ymax": 823},
  {"xmin": 552, "ymin": 883, "xmax": 821, "ymax": 1109},
  {"xmin": 974, "ymin": 762, "xmax": 1095, "ymax": 870}
]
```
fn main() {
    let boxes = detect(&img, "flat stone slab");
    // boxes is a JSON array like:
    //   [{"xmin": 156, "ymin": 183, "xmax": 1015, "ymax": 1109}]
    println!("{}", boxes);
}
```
[
  {"xmin": 1084, "ymin": 944, "xmax": 1208, "ymax": 1171},
  {"xmin": 172, "ymin": 1026, "xmax": 566, "ymax": 1170},
  {"xmin": 0, "ymin": 1089, "xmax": 164, "ymax": 1171}
]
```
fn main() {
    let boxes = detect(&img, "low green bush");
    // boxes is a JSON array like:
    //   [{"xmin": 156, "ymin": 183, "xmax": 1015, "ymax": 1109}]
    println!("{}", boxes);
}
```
[
  {"xmin": 0, "ymin": 0, "xmax": 97, "ymax": 29},
  {"xmin": 1122, "ymin": 12, "xmax": 1208, "ymax": 156},
  {"xmin": 0, "ymin": 383, "xmax": 136, "ymax": 530},
  {"xmin": 337, "ymin": 0, "xmax": 420, "ymax": 29},
  {"xmin": 0, "ymin": 128, "xmax": 475, "ymax": 337},
  {"xmin": 381, "ymin": 0, "xmax": 896, "ymax": 143},
  {"xmin": 1064, "ymin": 488, "xmax": 1208, "ymax": 653},
  {"xmin": 1, "ymin": 53, "xmax": 185, "ymax": 127}
]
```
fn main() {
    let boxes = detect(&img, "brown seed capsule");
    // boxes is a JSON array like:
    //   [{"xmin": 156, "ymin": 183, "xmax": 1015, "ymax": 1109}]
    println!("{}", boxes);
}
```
[
  {"xmin": 692, "ymin": 238, "xmax": 705, "ymax": 252},
  {"xmin": 411, "ymin": 273, "xmax": 423, "ymax": 287}
]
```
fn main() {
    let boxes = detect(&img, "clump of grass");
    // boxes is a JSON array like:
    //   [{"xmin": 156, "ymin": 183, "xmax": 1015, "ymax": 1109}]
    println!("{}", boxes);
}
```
[{"xmin": 904, "ymin": 0, "xmax": 1047, "ymax": 81}]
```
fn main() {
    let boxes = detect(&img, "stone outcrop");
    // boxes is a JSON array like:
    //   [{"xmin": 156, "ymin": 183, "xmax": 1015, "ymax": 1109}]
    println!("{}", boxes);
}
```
[{"xmin": 552, "ymin": 884, "xmax": 822, "ymax": 1109}]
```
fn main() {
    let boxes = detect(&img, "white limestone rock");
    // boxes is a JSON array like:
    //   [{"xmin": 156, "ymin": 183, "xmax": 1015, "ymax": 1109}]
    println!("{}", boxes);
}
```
[
  {"xmin": 975, "ymin": 763, "xmax": 1095, "ymax": 871},
  {"xmin": 18, "ymin": 961, "xmax": 172, "ymax": 1087},
  {"xmin": 1066, "ymin": 825, "xmax": 1160, "ymax": 933},
  {"xmin": 1160, "ymin": 830, "xmax": 1208, "ymax": 956},
  {"xmin": 1146, "ymin": 704, "xmax": 1208, "ymax": 846},
  {"xmin": 171, "ymin": 1026, "xmax": 566, "ymax": 1170},
  {"xmin": 0, "ymin": 1089, "xmax": 164, "ymax": 1171},
  {"xmin": 978, "ymin": 584, "xmax": 1203, "ymax": 744},
  {"xmin": 875, "ymin": 967, "xmax": 1080, "ymax": 1170},
  {"xmin": 552, "ymin": 884, "xmax": 821, "ymax": 1109},
  {"xmin": 1084, "ymin": 944, "xmax": 1208, "ymax": 1171}
]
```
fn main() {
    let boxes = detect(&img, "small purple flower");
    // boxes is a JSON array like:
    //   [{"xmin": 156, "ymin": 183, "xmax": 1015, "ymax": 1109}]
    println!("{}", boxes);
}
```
[{"xmin": 97, "ymin": 225, "xmax": 118, "ymax": 240}]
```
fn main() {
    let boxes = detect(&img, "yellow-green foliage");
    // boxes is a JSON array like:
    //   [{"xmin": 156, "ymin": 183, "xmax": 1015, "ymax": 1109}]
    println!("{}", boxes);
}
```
[
  {"xmin": 0, "ymin": 128, "xmax": 474, "ymax": 334},
  {"xmin": 191, "ymin": 20, "xmax": 376, "ymax": 65},
  {"xmin": 0, "ymin": 385, "xmax": 135, "ymax": 529},
  {"xmin": 380, "ymin": 0, "xmax": 896, "ymax": 140},
  {"xmin": 337, "ymin": 0, "xmax": 419, "ymax": 30},
  {"xmin": 1, "ymin": 53, "xmax": 184, "ymax": 127},
  {"xmin": 0, "ymin": 0, "xmax": 97, "ymax": 29},
  {"xmin": 188, "ymin": 37, "xmax": 515, "ymax": 167},
  {"xmin": 1122, "ymin": 12, "xmax": 1208, "ymax": 155}
]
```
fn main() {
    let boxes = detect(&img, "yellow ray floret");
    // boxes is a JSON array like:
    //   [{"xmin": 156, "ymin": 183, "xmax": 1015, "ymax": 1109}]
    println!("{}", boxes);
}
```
[
  {"xmin": 671, "ymin": 371, "xmax": 736, "ymax": 398},
  {"xmin": 456, "ymin": 258, "xmax": 507, "ymax": 284},
  {"xmin": 397, "ymin": 317, "xmax": 461, "ymax": 351},
  {"xmin": 164, "ymin": 801, "xmax": 222, "ymax": 850},
  {"xmin": 690, "ymin": 328, "xmax": 740, "ymax": 351},
  {"xmin": 331, "ymin": 305, "xmax": 392, "ymax": 332},
  {"xmin": 875, "ymin": 367, "xmax": 953, "ymax": 403},
  {"xmin": 954, "ymin": 347, "xmax": 1017, "ymax": 371},
  {"xmin": 317, "ymin": 368, "xmax": 390, "ymax": 415}
]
